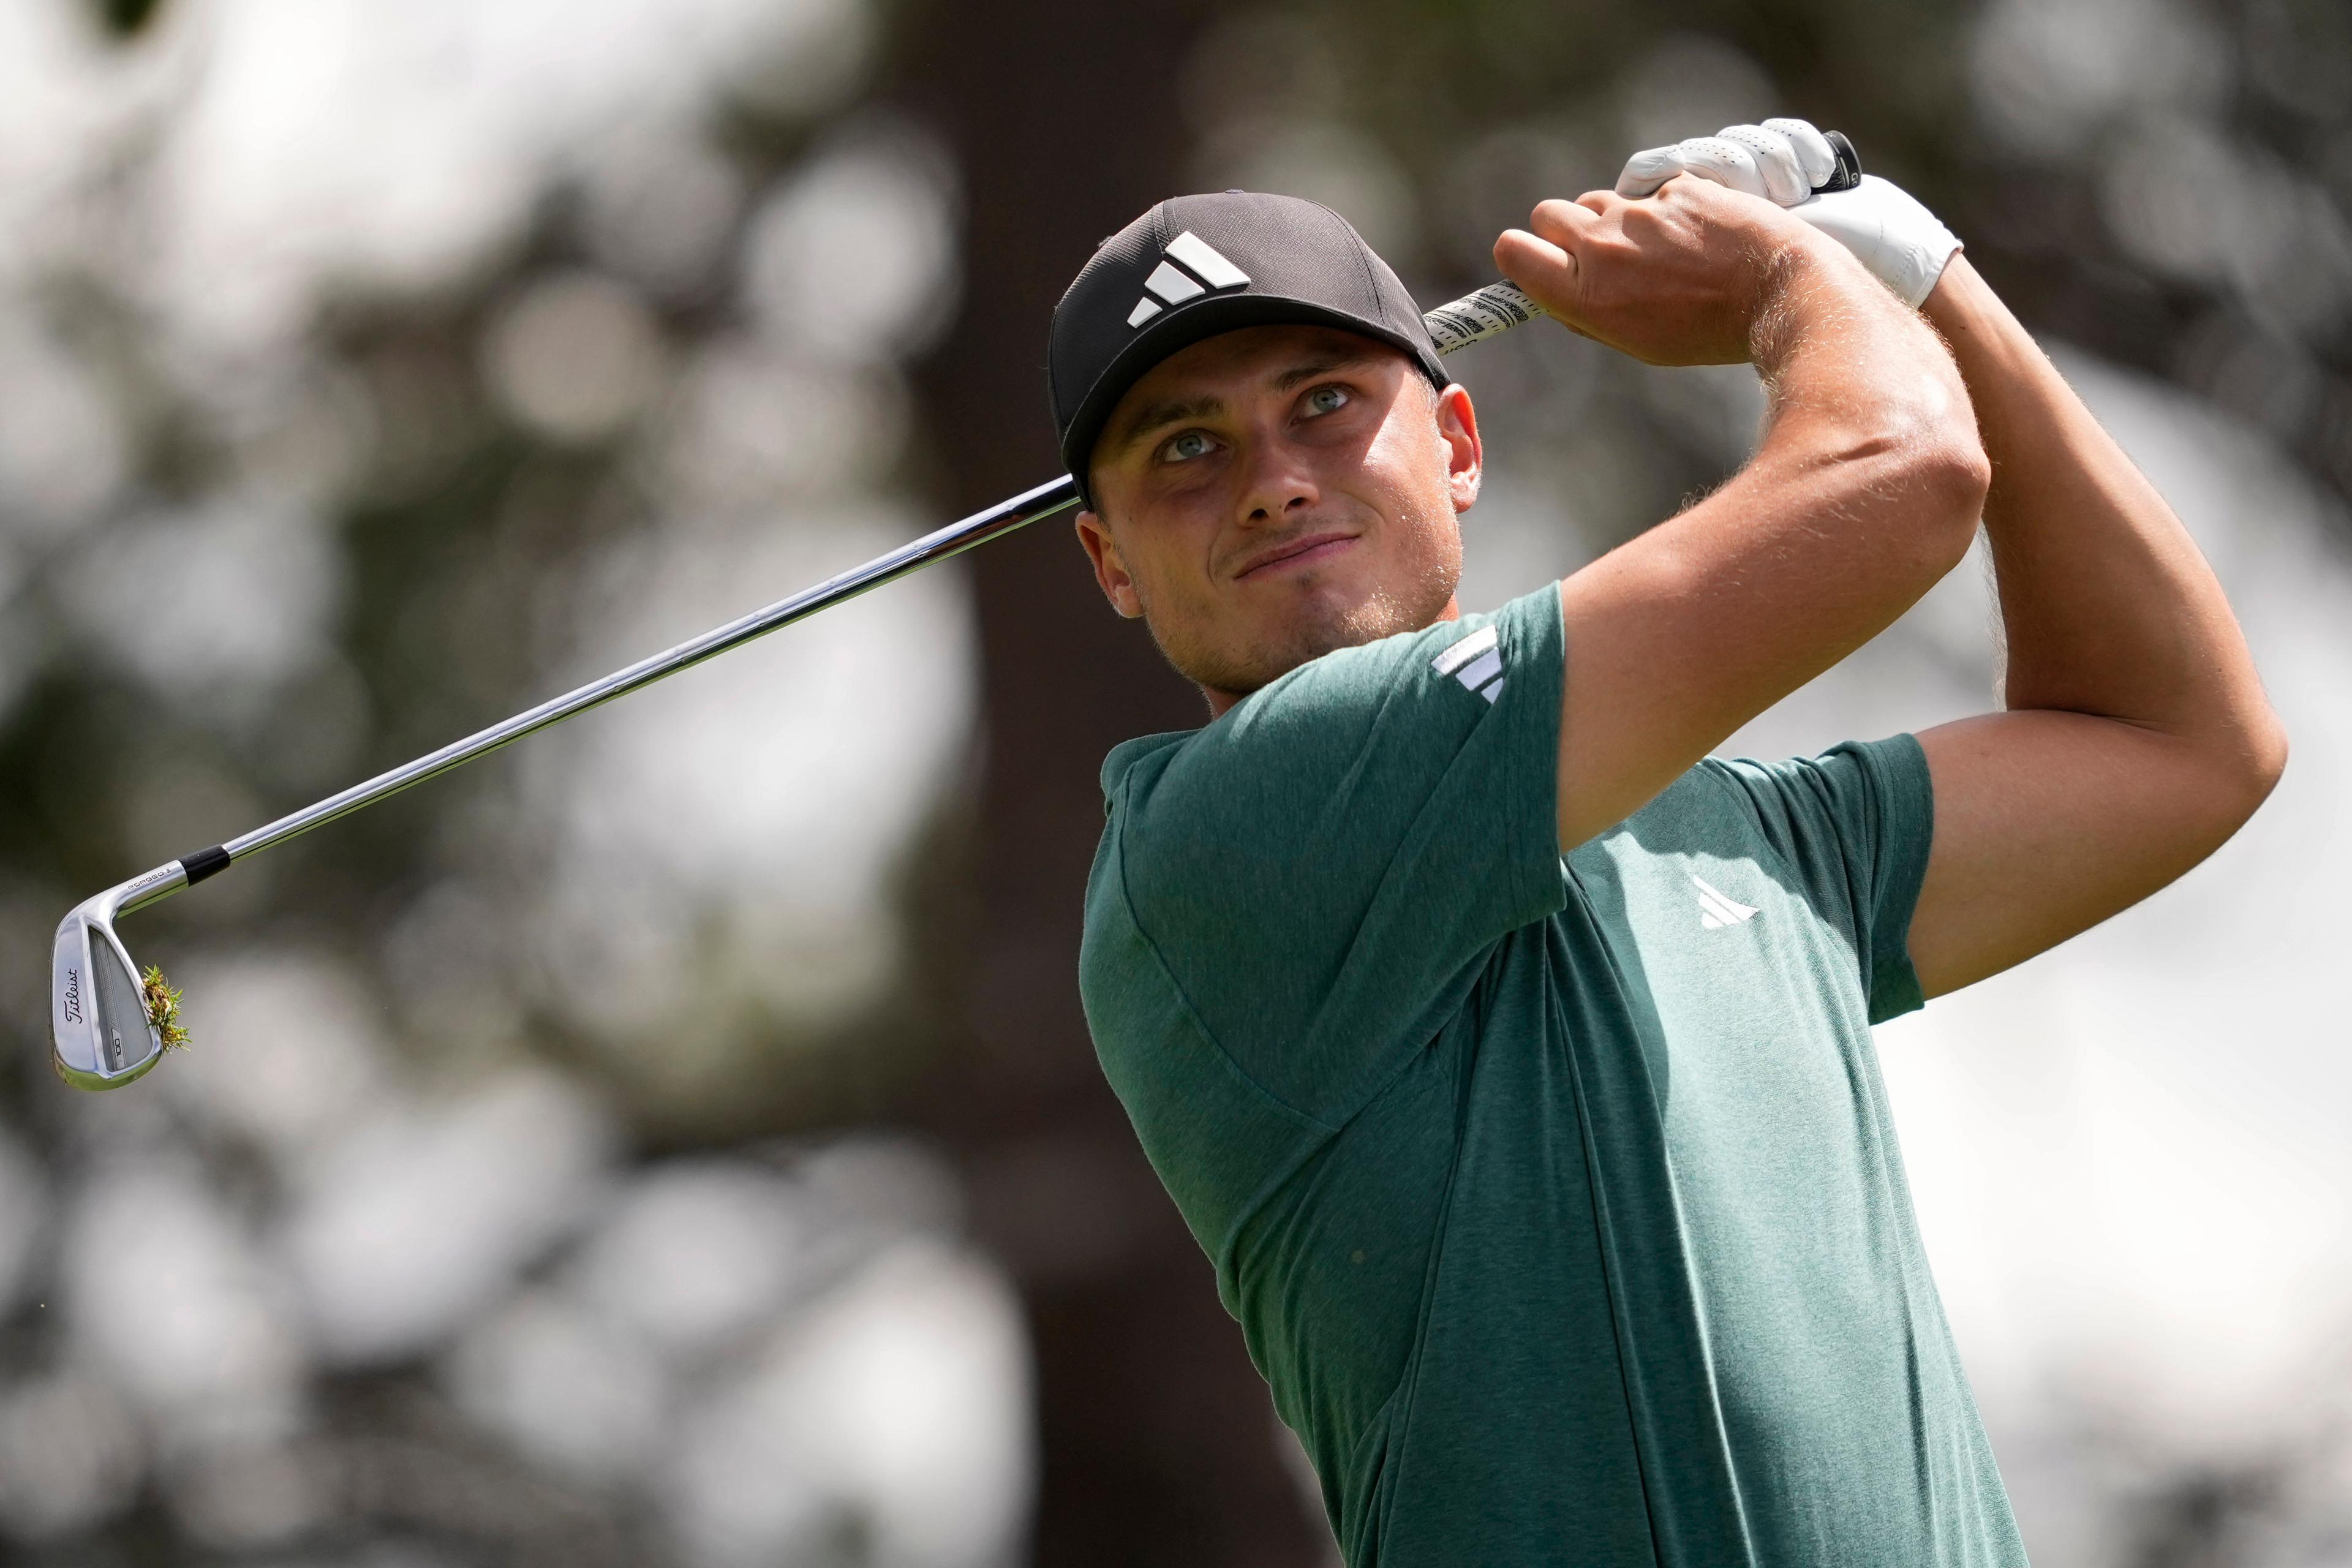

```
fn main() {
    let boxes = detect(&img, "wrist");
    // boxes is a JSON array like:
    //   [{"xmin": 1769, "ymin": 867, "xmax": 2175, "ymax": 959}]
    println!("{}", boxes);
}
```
[
  {"xmin": 1921, "ymin": 254, "xmax": 2041, "ymax": 385},
  {"xmin": 1746, "ymin": 225, "xmax": 1877, "ymax": 368},
  {"xmin": 1920, "ymin": 254, "xmax": 2010, "ymax": 344}
]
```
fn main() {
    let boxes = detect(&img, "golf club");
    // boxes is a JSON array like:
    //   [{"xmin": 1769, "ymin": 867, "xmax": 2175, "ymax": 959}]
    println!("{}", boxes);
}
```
[{"xmin": 48, "ymin": 134, "xmax": 1863, "ymax": 1090}]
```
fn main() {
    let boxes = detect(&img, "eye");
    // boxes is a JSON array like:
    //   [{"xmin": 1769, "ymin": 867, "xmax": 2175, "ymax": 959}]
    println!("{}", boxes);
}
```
[
  {"xmin": 1161, "ymin": 429, "xmax": 1216, "ymax": 464},
  {"xmin": 1303, "ymin": 384, "xmax": 1351, "ymax": 417}
]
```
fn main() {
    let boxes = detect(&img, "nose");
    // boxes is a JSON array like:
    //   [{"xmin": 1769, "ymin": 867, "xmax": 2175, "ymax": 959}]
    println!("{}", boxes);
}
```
[{"xmin": 1236, "ymin": 435, "xmax": 1320, "ymax": 527}]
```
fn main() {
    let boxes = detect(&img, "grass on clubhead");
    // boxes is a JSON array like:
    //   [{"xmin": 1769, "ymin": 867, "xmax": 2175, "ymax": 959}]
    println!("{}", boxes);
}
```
[{"xmin": 141, "ymin": 966, "xmax": 189, "ymax": 1051}]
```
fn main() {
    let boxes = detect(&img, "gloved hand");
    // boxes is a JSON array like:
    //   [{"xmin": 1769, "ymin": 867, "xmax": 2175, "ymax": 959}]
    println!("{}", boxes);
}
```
[{"xmin": 1614, "ymin": 118, "xmax": 1961, "ymax": 308}]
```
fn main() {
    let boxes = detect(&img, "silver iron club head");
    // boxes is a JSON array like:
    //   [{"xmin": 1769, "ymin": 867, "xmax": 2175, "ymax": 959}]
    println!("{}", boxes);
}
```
[{"xmin": 50, "ymin": 863, "xmax": 187, "ymax": 1090}]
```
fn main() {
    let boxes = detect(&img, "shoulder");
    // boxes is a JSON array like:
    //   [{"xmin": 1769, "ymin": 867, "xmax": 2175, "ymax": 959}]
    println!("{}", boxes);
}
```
[
  {"xmin": 1100, "ymin": 729, "xmax": 1196, "ymax": 805},
  {"xmin": 1145, "ymin": 587, "xmax": 1562, "ymax": 808},
  {"xmin": 1221, "ymin": 611, "xmax": 1513, "ymax": 742}
]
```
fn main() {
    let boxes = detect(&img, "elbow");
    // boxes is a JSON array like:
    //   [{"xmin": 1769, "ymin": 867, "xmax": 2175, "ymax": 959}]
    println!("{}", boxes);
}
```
[
  {"xmin": 2241, "ymin": 705, "xmax": 2290, "ymax": 806},
  {"xmin": 2192, "ymin": 702, "xmax": 2288, "ymax": 840},
  {"xmin": 1911, "ymin": 431, "xmax": 1991, "ymax": 567},
  {"xmin": 1852, "ymin": 424, "xmax": 1985, "ymax": 578}
]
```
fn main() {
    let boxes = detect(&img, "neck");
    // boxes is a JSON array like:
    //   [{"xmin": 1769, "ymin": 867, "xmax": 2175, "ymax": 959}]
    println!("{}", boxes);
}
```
[{"xmin": 1196, "ymin": 597, "xmax": 1463, "ymax": 721}]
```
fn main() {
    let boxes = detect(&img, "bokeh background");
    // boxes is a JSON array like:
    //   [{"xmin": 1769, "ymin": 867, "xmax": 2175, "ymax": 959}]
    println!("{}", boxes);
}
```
[{"xmin": 1, "ymin": 0, "xmax": 2347, "ymax": 1562}]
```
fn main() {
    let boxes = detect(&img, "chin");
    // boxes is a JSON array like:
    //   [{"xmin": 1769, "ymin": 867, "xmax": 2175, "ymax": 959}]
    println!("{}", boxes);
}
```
[{"xmin": 1145, "ymin": 545, "xmax": 1461, "ymax": 700}]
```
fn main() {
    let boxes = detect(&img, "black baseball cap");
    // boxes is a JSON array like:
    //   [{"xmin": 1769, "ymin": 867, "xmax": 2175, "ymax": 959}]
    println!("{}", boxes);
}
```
[{"xmin": 1048, "ymin": 190, "xmax": 1448, "ymax": 508}]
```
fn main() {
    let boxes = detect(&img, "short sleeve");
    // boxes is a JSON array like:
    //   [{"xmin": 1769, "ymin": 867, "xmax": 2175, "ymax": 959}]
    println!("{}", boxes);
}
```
[
  {"xmin": 1101, "ymin": 586, "xmax": 1569, "ymax": 1121},
  {"xmin": 1712, "ymin": 736, "xmax": 1936, "ymax": 1023}
]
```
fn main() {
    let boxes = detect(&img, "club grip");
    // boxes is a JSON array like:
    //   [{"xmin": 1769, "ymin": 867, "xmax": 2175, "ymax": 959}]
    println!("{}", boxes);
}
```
[
  {"xmin": 1420, "ymin": 127, "xmax": 1863, "ymax": 356},
  {"xmin": 1423, "ymin": 281, "xmax": 1545, "ymax": 355}
]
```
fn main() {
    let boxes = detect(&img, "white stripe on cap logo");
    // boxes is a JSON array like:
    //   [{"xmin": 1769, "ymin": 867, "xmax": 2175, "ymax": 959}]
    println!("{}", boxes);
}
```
[
  {"xmin": 1128, "ymin": 232, "xmax": 1251, "ymax": 331},
  {"xmin": 1165, "ymin": 231, "xmax": 1251, "ymax": 289},
  {"xmin": 1431, "ymin": 624, "xmax": 1505, "ymax": 704},
  {"xmin": 1145, "ymin": 260, "xmax": 1205, "ymax": 306}
]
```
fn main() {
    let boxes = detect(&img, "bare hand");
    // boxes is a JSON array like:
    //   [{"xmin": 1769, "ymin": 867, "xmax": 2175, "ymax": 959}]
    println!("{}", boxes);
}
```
[{"xmin": 1493, "ymin": 178, "xmax": 1830, "ymax": 367}]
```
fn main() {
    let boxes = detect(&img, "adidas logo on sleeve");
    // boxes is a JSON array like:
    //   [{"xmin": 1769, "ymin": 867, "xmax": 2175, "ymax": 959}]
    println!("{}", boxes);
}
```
[
  {"xmin": 1431, "ymin": 624, "xmax": 1505, "ymax": 704},
  {"xmin": 1126, "ymin": 232, "xmax": 1251, "ymax": 328}
]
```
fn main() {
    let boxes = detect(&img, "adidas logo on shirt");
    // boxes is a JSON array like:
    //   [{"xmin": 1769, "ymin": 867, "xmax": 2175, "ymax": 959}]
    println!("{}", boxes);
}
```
[
  {"xmin": 1430, "ymin": 624, "xmax": 1505, "ymax": 704},
  {"xmin": 1691, "ymin": 874, "xmax": 1759, "ymax": 930},
  {"xmin": 1126, "ymin": 232, "xmax": 1251, "ymax": 328}
]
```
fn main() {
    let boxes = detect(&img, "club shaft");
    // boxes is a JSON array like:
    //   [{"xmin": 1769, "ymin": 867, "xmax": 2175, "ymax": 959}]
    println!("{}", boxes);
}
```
[
  {"xmin": 168, "ymin": 281, "xmax": 1548, "ymax": 884},
  {"xmin": 215, "ymin": 474, "xmax": 1082, "ymax": 867}
]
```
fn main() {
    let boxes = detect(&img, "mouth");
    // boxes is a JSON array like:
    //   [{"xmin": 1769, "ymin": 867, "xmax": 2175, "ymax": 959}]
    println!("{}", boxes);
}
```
[{"xmin": 1232, "ymin": 530, "xmax": 1359, "ymax": 582}]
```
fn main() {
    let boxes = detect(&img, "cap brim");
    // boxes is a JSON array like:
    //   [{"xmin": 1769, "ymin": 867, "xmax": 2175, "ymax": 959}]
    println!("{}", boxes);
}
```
[{"xmin": 1061, "ymin": 293, "xmax": 1449, "ymax": 507}]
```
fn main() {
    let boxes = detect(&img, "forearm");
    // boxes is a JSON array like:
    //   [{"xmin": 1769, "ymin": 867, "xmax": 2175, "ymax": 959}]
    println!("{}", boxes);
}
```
[
  {"xmin": 1752, "ymin": 239, "xmax": 1976, "ymax": 466},
  {"xmin": 1552, "ymin": 234, "xmax": 1986, "ymax": 843},
  {"xmin": 1902, "ymin": 255, "xmax": 2286, "ymax": 995},
  {"xmin": 1923, "ymin": 257, "xmax": 2283, "ymax": 772},
  {"xmin": 1589, "ymin": 233, "xmax": 1988, "ymax": 721}
]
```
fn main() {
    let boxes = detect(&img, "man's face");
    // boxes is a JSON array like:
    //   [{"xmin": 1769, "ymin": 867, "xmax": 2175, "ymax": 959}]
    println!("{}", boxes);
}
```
[{"xmin": 1076, "ymin": 325, "xmax": 1482, "ymax": 710}]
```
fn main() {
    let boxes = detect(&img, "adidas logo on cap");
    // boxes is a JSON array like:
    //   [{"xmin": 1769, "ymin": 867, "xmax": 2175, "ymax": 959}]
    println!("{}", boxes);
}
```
[
  {"xmin": 1050, "ymin": 189, "xmax": 1449, "ymax": 505},
  {"xmin": 1125, "ymin": 232, "xmax": 1251, "ymax": 328}
]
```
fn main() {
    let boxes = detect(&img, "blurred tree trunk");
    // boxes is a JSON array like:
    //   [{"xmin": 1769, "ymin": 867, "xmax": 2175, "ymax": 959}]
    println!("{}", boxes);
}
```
[{"xmin": 894, "ymin": 7, "xmax": 1330, "ymax": 1567}]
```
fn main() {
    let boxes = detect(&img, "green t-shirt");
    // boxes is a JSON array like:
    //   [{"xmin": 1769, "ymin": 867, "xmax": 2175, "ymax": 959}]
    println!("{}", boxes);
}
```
[{"xmin": 1079, "ymin": 586, "xmax": 2028, "ymax": 1567}]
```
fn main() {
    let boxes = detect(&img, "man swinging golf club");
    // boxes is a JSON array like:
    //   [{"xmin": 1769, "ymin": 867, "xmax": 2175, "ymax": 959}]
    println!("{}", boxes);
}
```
[{"xmin": 1054, "ymin": 118, "xmax": 2285, "ymax": 1564}]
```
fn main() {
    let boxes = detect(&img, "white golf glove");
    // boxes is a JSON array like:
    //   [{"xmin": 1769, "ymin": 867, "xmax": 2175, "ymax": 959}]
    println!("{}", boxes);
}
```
[{"xmin": 1615, "ymin": 118, "xmax": 1961, "ymax": 308}]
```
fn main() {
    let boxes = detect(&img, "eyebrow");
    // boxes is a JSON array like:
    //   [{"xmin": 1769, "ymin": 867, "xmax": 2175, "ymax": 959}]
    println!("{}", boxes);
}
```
[
  {"xmin": 1270, "ymin": 350, "xmax": 1374, "ymax": 392},
  {"xmin": 1101, "ymin": 350, "xmax": 1382, "ymax": 462},
  {"xmin": 1103, "ymin": 394, "xmax": 1225, "ymax": 462}
]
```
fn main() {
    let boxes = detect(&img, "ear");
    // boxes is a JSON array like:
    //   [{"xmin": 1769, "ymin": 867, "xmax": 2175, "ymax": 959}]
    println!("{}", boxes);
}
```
[
  {"xmin": 1435, "ymin": 383, "xmax": 1482, "ymax": 514},
  {"xmin": 1075, "ymin": 509, "xmax": 1144, "ymax": 619}
]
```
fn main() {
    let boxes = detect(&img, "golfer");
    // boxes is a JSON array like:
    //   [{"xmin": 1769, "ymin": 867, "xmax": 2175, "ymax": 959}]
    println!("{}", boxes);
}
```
[{"xmin": 1050, "ymin": 119, "xmax": 2283, "ymax": 1564}]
